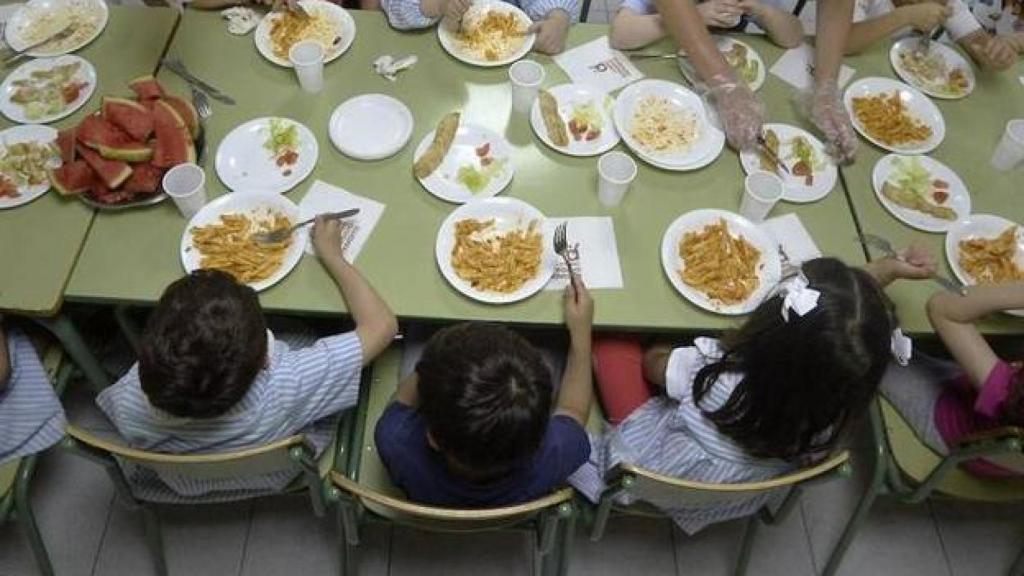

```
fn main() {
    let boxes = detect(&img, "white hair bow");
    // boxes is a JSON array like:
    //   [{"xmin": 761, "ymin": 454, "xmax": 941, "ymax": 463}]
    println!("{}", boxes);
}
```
[
  {"xmin": 780, "ymin": 272, "xmax": 821, "ymax": 322},
  {"xmin": 891, "ymin": 328, "xmax": 912, "ymax": 366}
]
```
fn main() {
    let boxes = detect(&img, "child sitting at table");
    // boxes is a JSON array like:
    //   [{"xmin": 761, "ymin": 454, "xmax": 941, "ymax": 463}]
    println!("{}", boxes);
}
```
[
  {"xmin": 381, "ymin": 0, "xmax": 576, "ymax": 54},
  {"xmin": 96, "ymin": 216, "xmax": 397, "ymax": 501},
  {"xmin": 845, "ymin": 0, "xmax": 1021, "ymax": 71},
  {"xmin": 881, "ymin": 282, "xmax": 1024, "ymax": 477},
  {"xmin": 609, "ymin": 0, "xmax": 804, "ymax": 51},
  {"xmin": 569, "ymin": 252, "xmax": 935, "ymax": 533},
  {"xmin": 0, "ymin": 318, "xmax": 67, "ymax": 465},
  {"xmin": 374, "ymin": 280, "xmax": 593, "ymax": 507}
]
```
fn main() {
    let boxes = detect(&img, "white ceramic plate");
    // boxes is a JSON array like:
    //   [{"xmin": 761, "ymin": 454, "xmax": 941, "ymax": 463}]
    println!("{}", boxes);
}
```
[
  {"xmin": 0, "ymin": 55, "xmax": 95, "ymax": 124},
  {"xmin": 872, "ymin": 154, "xmax": 970, "ymax": 233},
  {"xmin": 5, "ymin": 0, "xmax": 108, "ymax": 56},
  {"xmin": 215, "ymin": 117, "xmax": 319, "ymax": 195},
  {"xmin": 945, "ymin": 214, "xmax": 1024, "ymax": 316},
  {"xmin": 614, "ymin": 79, "xmax": 724, "ymax": 171},
  {"xmin": 180, "ymin": 192, "xmax": 304, "ymax": 292},
  {"xmin": 529, "ymin": 84, "xmax": 619, "ymax": 157},
  {"xmin": 889, "ymin": 37, "xmax": 975, "ymax": 100},
  {"xmin": 716, "ymin": 36, "xmax": 765, "ymax": 92},
  {"xmin": 437, "ymin": 1, "xmax": 535, "ymax": 67},
  {"xmin": 329, "ymin": 94, "xmax": 413, "ymax": 160},
  {"xmin": 413, "ymin": 122, "xmax": 514, "ymax": 204},
  {"xmin": 435, "ymin": 197, "xmax": 555, "ymax": 304},
  {"xmin": 660, "ymin": 208, "xmax": 781, "ymax": 315},
  {"xmin": 254, "ymin": 0, "xmax": 356, "ymax": 67},
  {"xmin": 0, "ymin": 125, "xmax": 60, "ymax": 210},
  {"xmin": 843, "ymin": 76, "xmax": 946, "ymax": 154},
  {"xmin": 739, "ymin": 123, "xmax": 837, "ymax": 203}
]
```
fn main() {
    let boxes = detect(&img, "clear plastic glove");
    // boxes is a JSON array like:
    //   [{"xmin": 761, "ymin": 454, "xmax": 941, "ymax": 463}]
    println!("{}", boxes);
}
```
[
  {"xmin": 704, "ymin": 72, "xmax": 764, "ymax": 151},
  {"xmin": 697, "ymin": 0, "xmax": 744, "ymax": 28},
  {"xmin": 803, "ymin": 82, "xmax": 858, "ymax": 165}
]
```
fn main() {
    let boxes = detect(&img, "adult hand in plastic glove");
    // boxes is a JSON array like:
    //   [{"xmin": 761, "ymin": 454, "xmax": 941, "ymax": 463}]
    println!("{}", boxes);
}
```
[
  {"xmin": 807, "ymin": 82, "xmax": 858, "ymax": 165},
  {"xmin": 705, "ymin": 72, "xmax": 764, "ymax": 152}
]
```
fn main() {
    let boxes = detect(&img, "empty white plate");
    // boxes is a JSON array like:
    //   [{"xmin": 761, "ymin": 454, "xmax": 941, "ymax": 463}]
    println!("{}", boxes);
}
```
[{"xmin": 329, "ymin": 94, "xmax": 413, "ymax": 161}]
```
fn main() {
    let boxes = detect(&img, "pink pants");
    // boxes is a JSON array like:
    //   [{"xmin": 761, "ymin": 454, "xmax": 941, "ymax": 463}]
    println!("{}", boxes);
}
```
[{"xmin": 593, "ymin": 337, "xmax": 658, "ymax": 425}]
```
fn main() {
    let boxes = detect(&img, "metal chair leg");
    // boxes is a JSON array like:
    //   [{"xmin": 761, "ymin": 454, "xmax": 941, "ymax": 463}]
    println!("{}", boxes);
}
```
[
  {"xmin": 733, "ymin": 514, "xmax": 760, "ymax": 576},
  {"xmin": 579, "ymin": 0, "xmax": 592, "ymax": 22},
  {"xmin": 142, "ymin": 506, "xmax": 168, "ymax": 576},
  {"xmin": 113, "ymin": 305, "xmax": 143, "ymax": 355},
  {"xmin": 33, "ymin": 314, "xmax": 110, "ymax": 392},
  {"xmin": 556, "ymin": 505, "xmax": 576, "ymax": 576},
  {"xmin": 14, "ymin": 457, "xmax": 54, "ymax": 576}
]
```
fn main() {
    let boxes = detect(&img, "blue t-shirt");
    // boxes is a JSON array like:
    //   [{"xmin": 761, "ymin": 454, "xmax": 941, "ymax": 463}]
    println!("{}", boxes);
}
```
[{"xmin": 375, "ymin": 402, "xmax": 590, "ymax": 507}]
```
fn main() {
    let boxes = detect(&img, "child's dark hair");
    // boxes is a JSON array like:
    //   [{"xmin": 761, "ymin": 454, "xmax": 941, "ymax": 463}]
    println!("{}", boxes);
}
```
[
  {"xmin": 139, "ymin": 270, "xmax": 267, "ymax": 418},
  {"xmin": 416, "ymin": 322, "xmax": 553, "ymax": 482},
  {"xmin": 693, "ymin": 257, "xmax": 897, "ymax": 460}
]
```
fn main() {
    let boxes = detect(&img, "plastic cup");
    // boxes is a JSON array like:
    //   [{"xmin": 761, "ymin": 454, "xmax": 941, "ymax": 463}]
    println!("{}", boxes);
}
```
[
  {"xmin": 289, "ymin": 40, "xmax": 325, "ymax": 94},
  {"xmin": 740, "ymin": 171, "xmax": 783, "ymax": 222},
  {"xmin": 163, "ymin": 163, "xmax": 207, "ymax": 219},
  {"xmin": 991, "ymin": 119, "xmax": 1024, "ymax": 171},
  {"xmin": 509, "ymin": 60, "xmax": 545, "ymax": 115},
  {"xmin": 597, "ymin": 151, "xmax": 637, "ymax": 208}
]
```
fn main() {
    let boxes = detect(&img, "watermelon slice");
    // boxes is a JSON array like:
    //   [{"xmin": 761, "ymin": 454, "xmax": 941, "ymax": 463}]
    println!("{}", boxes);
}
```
[
  {"xmin": 128, "ymin": 75, "xmax": 164, "ymax": 101},
  {"xmin": 56, "ymin": 129, "xmax": 77, "ymax": 163},
  {"xmin": 78, "ymin": 145, "xmax": 132, "ymax": 189},
  {"xmin": 161, "ymin": 96, "xmax": 200, "ymax": 140},
  {"xmin": 77, "ymin": 114, "xmax": 130, "ymax": 150},
  {"xmin": 102, "ymin": 96, "xmax": 154, "ymax": 141},
  {"xmin": 48, "ymin": 161, "xmax": 94, "ymax": 196},
  {"xmin": 86, "ymin": 179, "xmax": 133, "ymax": 205},
  {"xmin": 122, "ymin": 163, "xmax": 163, "ymax": 195},
  {"xmin": 151, "ymin": 101, "xmax": 195, "ymax": 168}
]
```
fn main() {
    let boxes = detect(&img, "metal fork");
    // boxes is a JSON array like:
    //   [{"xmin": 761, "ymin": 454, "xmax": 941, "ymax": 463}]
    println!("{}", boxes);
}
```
[
  {"xmin": 253, "ymin": 209, "xmax": 360, "ymax": 244},
  {"xmin": 857, "ymin": 234, "xmax": 965, "ymax": 295},
  {"xmin": 553, "ymin": 222, "xmax": 579, "ymax": 298},
  {"xmin": 191, "ymin": 86, "xmax": 212, "ymax": 120}
]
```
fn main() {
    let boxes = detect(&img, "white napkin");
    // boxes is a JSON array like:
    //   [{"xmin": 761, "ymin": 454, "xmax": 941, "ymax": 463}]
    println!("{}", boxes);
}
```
[
  {"xmin": 769, "ymin": 44, "xmax": 856, "ymax": 92},
  {"xmin": 553, "ymin": 36, "xmax": 644, "ymax": 94},
  {"xmin": 543, "ymin": 217, "xmax": 624, "ymax": 291},
  {"xmin": 298, "ymin": 180, "xmax": 386, "ymax": 262},
  {"xmin": 373, "ymin": 54, "xmax": 418, "ymax": 82},
  {"xmin": 761, "ymin": 213, "xmax": 822, "ymax": 265},
  {"xmin": 221, "ymin": 7, "xmax": 259, "ymax": 35}
]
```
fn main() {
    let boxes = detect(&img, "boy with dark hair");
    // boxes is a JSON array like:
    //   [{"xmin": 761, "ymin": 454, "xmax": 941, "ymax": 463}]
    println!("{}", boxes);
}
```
[
  {"xmin": 97, "ymin": 217, "xmax": 397, "ymax": 500},
  {"xmin": 375, "ymin": 280, "xmax": 594, "ymax": 507}
]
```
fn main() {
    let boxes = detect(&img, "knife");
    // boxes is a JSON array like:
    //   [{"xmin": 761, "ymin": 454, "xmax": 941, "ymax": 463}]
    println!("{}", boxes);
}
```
[
  {"xmin": 4, "ymin": 22, "xmax": 73, "ymax": 66},
  {"xmin": 162, "ymin": 60, "xmax": 236, "ymax": 105}
]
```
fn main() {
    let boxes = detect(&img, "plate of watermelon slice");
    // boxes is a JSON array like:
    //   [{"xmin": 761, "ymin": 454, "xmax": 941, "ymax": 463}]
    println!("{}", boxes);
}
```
[{"xmin": 48, "ymin": 75, "xmax": 205, "ymax": 210}]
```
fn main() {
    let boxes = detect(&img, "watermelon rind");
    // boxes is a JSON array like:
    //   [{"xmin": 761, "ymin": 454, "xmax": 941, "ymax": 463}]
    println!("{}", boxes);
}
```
[
  {"xmin": 102, "ymin": 96, "xmax": 154, "ymax": 141},
  {"xmin": 48, "ymin": 161, "xmax": 94, "ymax": 196},
  {"xmin": 78, "ymin": 145, "xmax": 132, "ymax": 189},
  {"xmin": 162, "ymin": 96, "xmax": 200, "ymax": 140},
  {"xmin": 128, "ymin": 75, "xmax": 164, "ymax": 101},
  {"xmin": 99, "ymin": 143, "xmax": 153, "ymax": 163}
]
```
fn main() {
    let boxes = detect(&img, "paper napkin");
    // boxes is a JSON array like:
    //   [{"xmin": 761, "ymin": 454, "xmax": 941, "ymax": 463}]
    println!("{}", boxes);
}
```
[
  {"xmin": 761, "ymin": 213, "xmax": 822, "ymax": 265},
  {"xmin": 769, "ymin": 44, "xmax": 856, "ymax": 92},
  {"xmin": 298, "ymin": 180, "xmax": 386, "ymax": 262},
  {"xmin": 553, "ymin": 36, "xmax": 644, "ymax": 94},
  {"xmin": 543, "ymin": 217, "xmax": 624, "ymax": 291}
]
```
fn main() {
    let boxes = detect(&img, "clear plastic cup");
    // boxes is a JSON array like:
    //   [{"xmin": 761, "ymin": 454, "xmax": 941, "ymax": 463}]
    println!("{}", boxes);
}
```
[
  {"xmin": 163, "ymin": 163, "xmax": 207, "ymax": 219},
  {"xmin": 991, "ymin": 119, "xmax": 1024, "ymax": 171},
  {"xmin": 597, "ymin": 151, "xmax": 637, "ymax": 208},
  {"xmin": 509, "ymin": 60, "xmax": 545, "ymax": 115},
  {"xmin": 740, "ymin": 171, "xmax": 783, "ymax": 222},
  {"xmin": 289, "ymin": 40, "xmax": 325, "ymax": 94}
]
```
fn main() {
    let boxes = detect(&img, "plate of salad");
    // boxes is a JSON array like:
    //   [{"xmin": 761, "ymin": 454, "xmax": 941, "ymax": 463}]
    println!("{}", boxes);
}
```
[
  {"xmin": 739, "ymin": 123, "xmax": 836, "ymax": 203},
  {"xmin": 413, "ymin": 122, "xmax": 513, "ymax": 204},
  {"xmin": 0, "ymin": 55, "xmax": 95, "ymax": 124},
  {"xmin": 215, "ymin": 117, "xmax": 319, "ymax": 195},
  {"xmin": 871, "ymin": 154, "xmax": 970, "ymax": 233},
  {"xmin": 716, "ymin": 36, "xmax": 764, "ymax": 92},
  {"xmin": 0, "ymin": 125, "xmax": 61, "ymax": 209},
  {"xmin": 529, "ymin": 83, "xmax": 619, "ymax": 157}
]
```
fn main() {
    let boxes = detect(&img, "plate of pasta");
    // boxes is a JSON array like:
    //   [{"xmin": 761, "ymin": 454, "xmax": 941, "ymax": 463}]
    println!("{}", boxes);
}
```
[
  {"xmin": 843, "ymin": 77, "xmax": 945, "ymax": 154},
  {"xmin": 437, "ymin": 1, "xmax": 535, "ymax": 67},
  {"xmin": 613, "ymin": 79, "xmax": 725, "ymax": 171},
  {"xmin": 890, "ymin": 38, "xmax": 974, "ymax": 100},
  {"xmin": 945, "ymin": 214, "xmax": 1024, "ymax": 317},
  {"xmin": 180, "ymin": 192, "xmax": 305, "ymax": 292},
  {"xmin": 435, "ymin": 197, "xmax": 556, "ymax": 304},
  {"xmin": 254, "ymin": 0, "xmax": 356, "ymax": 67},
  {"xmin": 660, "ymin": 209, "xmax": 781, "ymax": 315}
]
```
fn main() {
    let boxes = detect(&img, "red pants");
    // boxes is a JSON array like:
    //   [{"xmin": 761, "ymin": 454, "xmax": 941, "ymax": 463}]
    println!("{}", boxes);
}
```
[{"xmin": 593, "ymin": 337, "xmax": 657, "ymax": 424}]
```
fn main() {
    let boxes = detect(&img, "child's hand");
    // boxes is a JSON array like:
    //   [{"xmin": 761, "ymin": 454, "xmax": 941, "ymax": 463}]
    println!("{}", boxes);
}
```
[
  {"xmin": 891, "ymin": 243, "xmax": 938, "ymax": 280},
  {"xmin": 311, "ymin": 215, "xmax": 347, "ymax": 264},
  {"xmin": 737, "ymin": 0, "xmax": 763, "ymax": 17},
  {"xmin": 984, "ymin": 35, "xmax": 1018, "ymax": 70},
  {"xmin": 900, "ymin": 2, "xmax": 952, "ymax": 32},
  {"xmin": 698, "ymin": 0, "xmax": 744, "ymax": 27},
  {"xmin": 563, "ymin": 276, "xmax": 594, "ymax": 339},
  {"xmin": 442, "ymin": 0, "xmax": 472, "ymax": 31},
  {"xmin": 529, "ymin": 10, "xmax": 571, "ymax": 55}
]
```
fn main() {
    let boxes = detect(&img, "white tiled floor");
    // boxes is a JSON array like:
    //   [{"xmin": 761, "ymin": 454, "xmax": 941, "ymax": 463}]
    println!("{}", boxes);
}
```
[{"xmin": 2, "ymin": 382, "xmax": 1024, "ymax": 576}]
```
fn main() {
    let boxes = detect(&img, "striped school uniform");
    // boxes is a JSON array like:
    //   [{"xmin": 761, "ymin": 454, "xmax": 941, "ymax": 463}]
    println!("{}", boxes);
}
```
[
  {"xmin": 381, "ymin": 0, "xmax": 579, "ymax": 30},
  {"xmin": 96, "ymin": 331, "xmax": 363, "ymax": 503},
  {"xmin": 569, "ymin": 338, "xmax": 794, "ymax": 534},
  {"xmin": 0, "ymin": 327, "xmax": 67, "ymax": 465}
]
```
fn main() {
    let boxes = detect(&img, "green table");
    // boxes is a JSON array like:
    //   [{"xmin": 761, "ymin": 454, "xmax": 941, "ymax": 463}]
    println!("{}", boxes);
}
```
[
  {"xmin": 839, "ymin": 41, "xmax": 1024, "ymax": 335},
  {"xmin": 0, "ymin": 6, "xmax": 178, "ymax": 315},
  {"xmin": 66, "ymin": 10, "xmax": 863, "ymax": 331}
]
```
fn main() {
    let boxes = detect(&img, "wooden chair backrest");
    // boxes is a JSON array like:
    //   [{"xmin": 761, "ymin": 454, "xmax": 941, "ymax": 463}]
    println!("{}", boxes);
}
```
[{"xmin": 66, "ymin": 425, "xmax": 309, "ymax": 480}]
